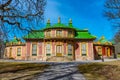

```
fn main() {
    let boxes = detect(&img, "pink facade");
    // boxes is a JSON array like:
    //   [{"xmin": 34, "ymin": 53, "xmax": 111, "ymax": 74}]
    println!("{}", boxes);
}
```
[
  {"xmin": 39, "ymin": 42, "xmax": 42, "ymax": 55},
  {"xmin": 88, "ymin": 41, "xmax": 94, "ymax": 60},
  {"xmin": 5, "ymin": 18, "xmax": 115, "ymax": 61},
  {"xmin": 64, "ymin": 43, "xmax": 66, "ymax": 55},
  {"xmin": 26, "ymin": 42, "xmax": 30, "ymax": 57},
  {"xmin": 5, "ymin": 45, "xmax": 26, "ymax": 60},
  {"xmin": 75, "ymin": 42, "xmax": 80, "ymax": 57}
]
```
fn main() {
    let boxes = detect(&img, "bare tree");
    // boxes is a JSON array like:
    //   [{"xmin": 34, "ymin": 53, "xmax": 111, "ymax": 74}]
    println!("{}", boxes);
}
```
[
  {"xmin": 114, "ymin": 30, "xmax": 120, "ymax": 42},
  {"xmin": 104, "ymin": 0, "xmax": 120, "ymax": 42},
  {"xmin": 104, "ymin": 0, "xmax": 120, "ymax": 26},
  {"xmin": 0, "ymin": 0, "xmax": 46, "ymax": 58}
]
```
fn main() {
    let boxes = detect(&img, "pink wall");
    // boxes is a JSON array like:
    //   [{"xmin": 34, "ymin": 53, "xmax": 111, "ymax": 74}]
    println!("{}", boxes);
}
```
[
  {"xmin": 48, "ymin": 29, "xmax": 69, "ymax": 37},
  {"xmin": 64, "ymin": 42, "xmax": 66, "ymax": 55},
  {"xmin": 63, "ymin": 30, "xmax": 67, "ymax": 37},
  {"xmin": 5, "ymin": 45, "xmax": 26, "ymax": 60},
  {"xmin": 26, "ymin": 42, "xmax": 30, "ymax": 56},
  {"xmin": 75, "ymin": 42, "xmax": 80, "ymax": 55},
  {"xmin": 21, "ymin": 46, "xmax": 26, "ymax": 59},
  {"xmin": 38, "ymin": 42, "xmax": 42, "ymax": 55},
  {"xmin": 52, "ymin": 30, "xmax": 55, "ymax": 37},
  {"xmin": 52, "ymin": 41, "xmax": 55, "ymax": 55},
  {"xmin": 11, "ymin": 46, "xmax": 16, "ymax": 58},
  {"xmin": 88, "ymin": 41, "xmax": 94, "ymax": 60}
]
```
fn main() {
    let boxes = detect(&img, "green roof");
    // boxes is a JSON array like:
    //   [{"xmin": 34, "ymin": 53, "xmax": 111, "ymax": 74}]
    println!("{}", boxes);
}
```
[
  {"xmin": 98, "ymin": 36, "xmax": 112, "ymax": 44},
  {"xmin": 24, "ymin": 30, "xmax": 44, "ymax": 39},
  {"xmin": 10, "ymin": 37, "xmax": 20, "ymax": 43},
  {"xmin": 24, "ymin": 25, "xmax": 96, "ymax": 40},
  {"xmin": 44, "ymin": 23, "xmax": 75, "ymax": 30},
  {"xmin": 24, "ymin": 18, "xmax": 96, "ymax": 40},
  {"xmin": 75, "ymin": 30, "xmax": 96, "ymax": 39},
  {"xmin": 45, "ymin": 18, "xmax": 75, "ymax": 30}
]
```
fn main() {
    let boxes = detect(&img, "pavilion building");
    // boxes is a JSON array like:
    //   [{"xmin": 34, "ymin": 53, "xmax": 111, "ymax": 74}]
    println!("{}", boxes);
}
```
[{"xmin": 4, "ymin": 18, "xmax": 115, "ymax": 61}]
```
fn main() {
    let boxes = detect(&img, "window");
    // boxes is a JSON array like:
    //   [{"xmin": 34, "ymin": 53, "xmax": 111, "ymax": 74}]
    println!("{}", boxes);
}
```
[
  {"xmin": 56, "ymin": 45, "xmax": 62, "ymax": 53},
  {"xmin": 68, "ymin": 31, "xmax": 73, "ymax": 37},
  {"xmin": 56, "ymin": 30, "xmax": 62, "ymax": 37},
  {"xmin": 32, "ymin": 44, "xmax": 37, "ymax": 56},
  {"xmin": 68, "ymin": 44, "xmax": 73, "ymax": 55},
  {"xmin": 17, "ymin": 48, "xmax": 21, "ymax": 56},
  {"xmin": 46, "ymin": 43, "xmax": 51, "ymax": 55},
  {"xmin": 46, "ymin": 30, "xmax": 51, "ymax": 37},
  {"xmin": 81, "ymin": 43, "xmax": 87, "ymax": 56}
]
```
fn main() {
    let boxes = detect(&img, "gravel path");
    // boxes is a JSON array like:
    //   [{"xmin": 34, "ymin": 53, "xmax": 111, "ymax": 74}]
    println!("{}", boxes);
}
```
[{"xmin": 32, "ymin": 63, "xmax": 86, "ymax": 80}]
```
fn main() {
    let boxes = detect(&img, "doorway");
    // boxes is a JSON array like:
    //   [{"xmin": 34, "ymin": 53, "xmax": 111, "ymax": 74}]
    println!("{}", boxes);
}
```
[
  {"xmin": 56, "ymin": 45, "xmax": 62, "ymax": 56},
  {"xmin": 107, "ymin": 48, "xmax": 110, "ymax": 57}
]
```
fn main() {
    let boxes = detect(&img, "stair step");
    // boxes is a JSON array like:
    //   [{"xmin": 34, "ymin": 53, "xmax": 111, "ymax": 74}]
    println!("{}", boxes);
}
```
[{"xmin": 47, "ymin": 56, "xmax": 72, "ymax": 62}]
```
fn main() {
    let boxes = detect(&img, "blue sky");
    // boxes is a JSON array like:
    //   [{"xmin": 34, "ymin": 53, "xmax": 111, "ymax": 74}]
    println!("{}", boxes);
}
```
[{"xmin": 44, "ymin": 0, "xmax": 115, "ymax": 40}]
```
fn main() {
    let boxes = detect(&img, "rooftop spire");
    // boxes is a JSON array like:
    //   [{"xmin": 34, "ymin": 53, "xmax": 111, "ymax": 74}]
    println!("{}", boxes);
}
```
[
  {"xmin": 69, "ymin": 18, "xmax": 72, "ymax": 24},
  {"xmin": 14, "ymin": 36, "xmax": 16, "ymax": 39},
  {"xmin": 46, "ymin": 18, "xmax": 51, "ymax": 27},
  {"xmin": 47, "ymin": 18, "xmax": 50, "ymax": 24},
  {"xmin": 69, "ymin": 18, "xmax": 73, "ymax": 27},
  {"xmin": 101, "ymin": 36, "xmax": 105, "ymax": 40},
  {"xmin": 58, "ymin": 17, "xmax": 61, "ymax": 23}
]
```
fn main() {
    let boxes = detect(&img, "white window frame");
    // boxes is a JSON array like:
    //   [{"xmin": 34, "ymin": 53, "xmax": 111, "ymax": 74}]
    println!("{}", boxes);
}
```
[
  {"xmin": 17, "ymin": 48, "xmax": 21, "ymax": 56},
  {"xmin": 56, "ymin": 30, "xmax": 62, "ymax": 37},
  {"xmin": 46, "ymin": 43, "xmax": 51, "ymax": 54},
  {"xmin": 81, "ymin": 43, "xmax": 87, "ymax": 56},
  {"xmin": 32, "ymin": 44, "xmax": 37, "ymax": 56},
  {"xmin": 68, "ymin": 44, "xmax": 73, "ymax": 54}
]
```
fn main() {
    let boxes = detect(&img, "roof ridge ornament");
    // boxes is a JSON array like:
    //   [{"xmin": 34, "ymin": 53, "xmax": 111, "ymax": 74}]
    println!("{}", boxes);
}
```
[
  {"xmin": 69, "ymin": 18, "xmax": 73, "ymax": 27},
  {"xmin": 46, "ymin": 18, "xmax": 51, "ymax": 27},
  {"xmin": 47, "ymin": 18, "xmax": 50, "ymax": 24},
  {"xmin": 58, "ymin": 17, "xmax": 61, "ymax": 23},
  {"xmin": 14, "ymin": 36, "xmax": 16, "ymax": 39},
  {"xmin": 101, "ymin": 36, "xmax": 105, "ymax": 40},
  {"xmin": 69, "ymin": 18, "xmax": 72, "ymax": 24}
]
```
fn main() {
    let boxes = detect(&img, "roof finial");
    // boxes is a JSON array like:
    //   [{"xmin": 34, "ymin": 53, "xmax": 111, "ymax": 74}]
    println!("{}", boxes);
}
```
[
  {"xmin": 46, "ymin": 18, "xmax": 51, "ymax": 27},
  {"xmin": 69, "ymin": 18, "xmax": 73, "ymax": 27},
  {"xmin": 14, "ymin": 36, "xmax": 16, "ymax": 39},
  {"xmin": 58, "ymin": 17, "xmax": 61, "ymax": 23},
  {"xmin": 69, "ymin": 18, "xmax": 72, "ymax": 24},
  {"xmin": 101, "ymin": 36, "xmax": 105, "ymax": 39},
  {"xmin": 47, "ymin": 18, "xmax": 50, "ymax": 24}
]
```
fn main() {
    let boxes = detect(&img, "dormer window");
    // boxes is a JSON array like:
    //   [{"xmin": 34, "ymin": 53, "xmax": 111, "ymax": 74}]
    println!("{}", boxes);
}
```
[
  {"xmin": 56, "ymin": 30, "xmax": 62, "ymax": 37},
  {"xmin": 46, "ymin": 30, "xmax": 51, "ymax": 37},
  {"xmin": 68, "ymin": 30, "xmax": 73, "ymax": 37}
]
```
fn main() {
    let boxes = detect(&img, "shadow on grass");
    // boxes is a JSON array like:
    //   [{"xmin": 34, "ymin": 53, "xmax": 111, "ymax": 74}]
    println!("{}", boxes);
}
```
[{"xmin": 0, "ymin": 62, "xmax": 49, "ymax": 79}]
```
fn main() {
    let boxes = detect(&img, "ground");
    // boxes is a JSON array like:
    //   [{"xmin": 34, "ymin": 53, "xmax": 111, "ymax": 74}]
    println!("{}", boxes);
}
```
[
  {"xmin": 0, "ymin": 62, "xmax": 49, "ymax": 80},
  {"xmin": 78, "ymin": 60, "xmax": 120, "ymax": 80},
  {"xmin": 32, "ymin": 63, "xmax": 86, "ymax": 80},
  {"xmin": 0, "ymin": 59, "xmax": 120, "ymax": 80},
  {"xmin": 117, "ymin": 54, "xmax": 120, "ymax": 58}
]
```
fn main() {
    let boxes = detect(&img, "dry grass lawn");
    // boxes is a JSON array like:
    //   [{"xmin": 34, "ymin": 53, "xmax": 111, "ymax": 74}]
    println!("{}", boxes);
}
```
[
  {"xmin": 78, "ymin": 60, "xmax": 120, "ymax": 80},
  {"xmin": 117, "ymin": 54, "xmax": 120, "ymax": 58},
  {"xmin": 0, "ymin": 62, "xmax": 49, "ymax": 80}
]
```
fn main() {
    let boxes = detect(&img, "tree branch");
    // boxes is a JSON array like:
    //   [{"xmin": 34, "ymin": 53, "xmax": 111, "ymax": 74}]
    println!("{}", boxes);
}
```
[{"xmin": 0, "ymin": 0, "xmax": 12, "ymax": 10}]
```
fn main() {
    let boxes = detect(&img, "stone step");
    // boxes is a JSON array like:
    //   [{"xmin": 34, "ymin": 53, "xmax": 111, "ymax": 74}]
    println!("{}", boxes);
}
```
[{"xmin": 47, "ymin": 56, "xmax": 72, "ymax": 62}]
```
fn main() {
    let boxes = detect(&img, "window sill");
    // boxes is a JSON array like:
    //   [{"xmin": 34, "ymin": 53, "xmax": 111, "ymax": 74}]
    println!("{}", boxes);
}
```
[
  {"xmin": 46, "ymin": 54, "xmax": 51, "ymax": 56},
  {"xmin": 32, "ymin": 54, "xmax": 37, "ymax": 56}
]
